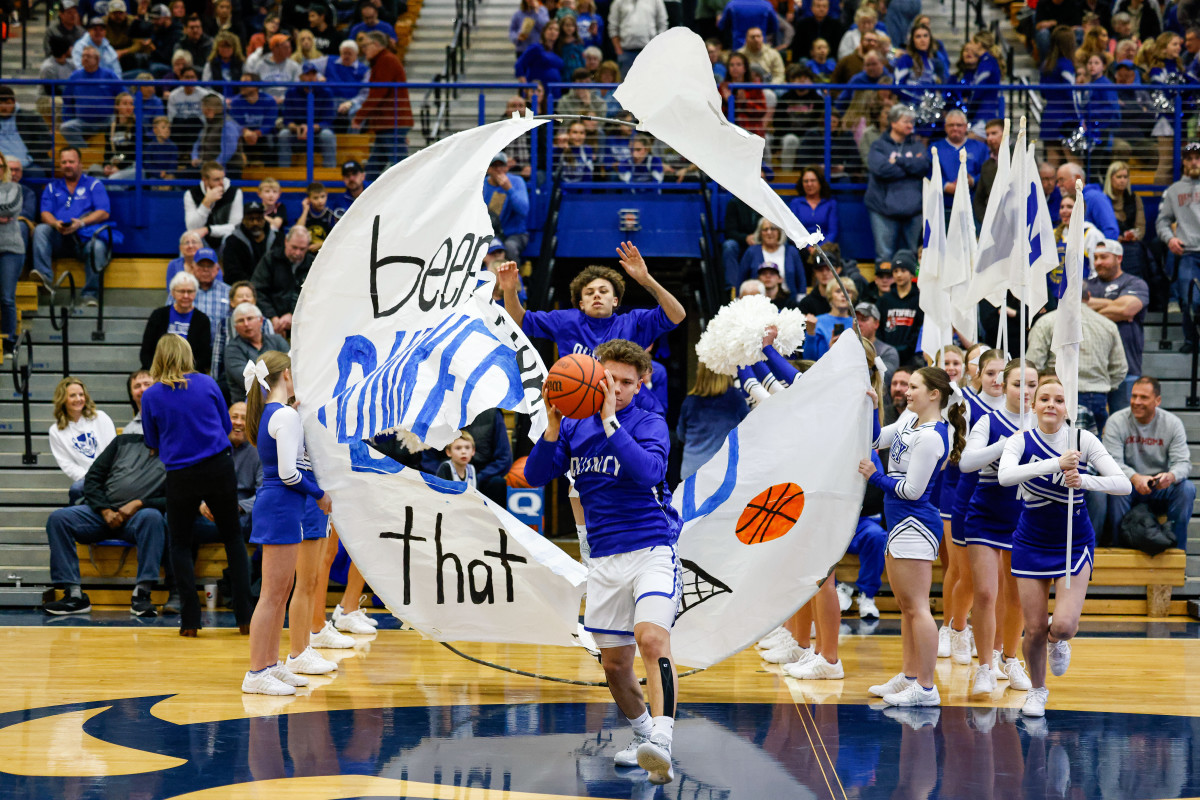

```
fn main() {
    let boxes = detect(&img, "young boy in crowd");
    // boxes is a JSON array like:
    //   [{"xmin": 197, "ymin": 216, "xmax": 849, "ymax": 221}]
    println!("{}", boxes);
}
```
[
  {"xmin": 436, "ymin": 432, "xmax": 477, "ymax": 488},
  {"xmin": 256, "ymin": 177, "xmax": 288, "ymax": 231},
  {"xmin": 297, "ymin": 181, "xmax": 337, "ymax": 252},
  {"xmin": 144, "ymin": 116, "xmax": 179, "ymax": 182}
]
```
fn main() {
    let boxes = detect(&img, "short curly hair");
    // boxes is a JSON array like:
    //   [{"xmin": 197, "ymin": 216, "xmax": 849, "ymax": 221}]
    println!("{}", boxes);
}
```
[
  {"xmin": 594, "ymin": 338, "xmax": 652, "ymax": 376},
  {"xmin": 569, "ymin": 265, "xmax": 625, "ymax": 308}
]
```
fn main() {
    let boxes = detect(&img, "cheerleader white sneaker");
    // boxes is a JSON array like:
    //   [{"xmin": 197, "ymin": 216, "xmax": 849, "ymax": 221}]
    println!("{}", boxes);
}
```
[
  {"xmin": 857, "ymin": 594, "xmax": 879, "ymax": 619},
  {"xmin": 970, "ymin": 664, "xmax": 997, "ymax": 696},
  {"xmin": 755, "ymin": 627, "xmax": 791, "ymax": 650},
  {"xmin": 271, "ymin": 661, "xmax": 309, "ymax": 688},
  {"xmin": 762, "ymin": 644, "xmax": 810, "ymax": 665},
  {"xmin": 785, "ymin": 657, "xmax": 844, "ymax": 680},
  {"xmin": 333, "ymin": 608, "xmax": 377, "ymax": 635},
  {"xmin": 836, "ymin": 582, "xmax": 854, "ymax": 612},
  {"xmin": 286, "ymin": 646, "xmax": 338, "ymax": 675},
  {"xmin": 310, "ymin": 620, "xmax": 356, "ymax": 649},
  {"xmin": 1047, "ymin": 640, "xmax": 1071, "ymax": 677},
  {"xmin": 992, "ymin": 650, "xmax": 1008, "ymax": 680},
  {"xmin": 334, "ymin": 602, "xmax": 379, "ymax": 628},
  {"xmin": 950, "ymin": 628, "xmax": 973, "ymax": 665},
  {"xmin": 1021, "ymin": 686, "xmax": 1050, "ymax": 718},
  {"xmin": 970, "ymin": 627, "xmax": 978, "ymax": 657},
  {"xmin": 779, "ymin": 647, "xmax": 818, "ymax": 674},
  {"xmin": 636, "ymin": 733, "xmax": 674, "ymax": 785},
  {"xmin": 869, "ymin": 672, "xmax": 914, "ymax": 698},
  {"xmin": 937, "ymin": 625, "xmax": 952, "ymax": 658},
  {"xmin": 882, "ymin": 683, "xmax": 940, "ymax": 707},
  {"xmin": 242, "ymin": 668, "xmax": 296, "ymax": 696},
  {"xmin": 1003, "ymin": 657, "xmax": 1032, "ymax": 690},
  {"xmin": 614, "ymin": 731, "xmax": 651, "ymax": 768}
]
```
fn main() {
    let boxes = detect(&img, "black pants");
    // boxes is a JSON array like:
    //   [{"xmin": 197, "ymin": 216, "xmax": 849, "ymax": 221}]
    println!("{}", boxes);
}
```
[{"xmin": 165, "ymin": 450, "xmax": 252, "ymax": 629}]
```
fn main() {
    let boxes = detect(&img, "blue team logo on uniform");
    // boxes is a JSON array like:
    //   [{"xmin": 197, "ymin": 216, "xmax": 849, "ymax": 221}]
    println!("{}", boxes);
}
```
[
  {"xmin": 889, "ymin": 435, "xmax": 910, "ymax": 464},
  {"xmin": 71, "ymin": 431, "xmax": 98, "ymax": 458}
]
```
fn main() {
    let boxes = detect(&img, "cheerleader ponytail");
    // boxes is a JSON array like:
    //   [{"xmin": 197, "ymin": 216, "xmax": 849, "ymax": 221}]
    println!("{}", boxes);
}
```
[
  {"xmin": 946, "ymin": 400, "xmax": 968, "ymax": 465},
  {"xmin": 245, "ymin": 350, "xmax": 292, "ymax": 446},
  {"xmin": 915, "ymin": 365, "xmax": 968, "ymax": 464}
]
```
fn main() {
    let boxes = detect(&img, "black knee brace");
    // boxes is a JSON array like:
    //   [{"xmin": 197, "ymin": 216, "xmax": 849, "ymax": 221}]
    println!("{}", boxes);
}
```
[{"xmin": 658, "ymin": 657, "xmax": 676, "ymax": 718}]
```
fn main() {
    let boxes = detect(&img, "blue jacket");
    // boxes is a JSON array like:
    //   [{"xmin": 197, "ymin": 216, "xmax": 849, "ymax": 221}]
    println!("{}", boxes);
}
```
[
  {"xmin": 482, "ymin": 174, "xmax": 529, "ymax": 237},
  {"xmin": 63, "ymin": 66, "xmax": 121, "ymax": 122},
  {"xmin": 835, "ymin": 69, "xmax": 892, "ymax": 111},
  {"xmin": 718, "ymin": 0, "xmax": 778, "ymax": 50},
  {"xmin": 1082, "ymin": 183, "xmax": 1120, "ymax": 239},
  {"xmin": 514, "ymin": 44, "xmax": 564, "ymax": 87},
  {"xmin": 961, "ymin": 51, "xmax": 1004, "ymax": 123},
  {"xmin": 229, "ymin": 93, "xmax": 279, "ymax": 135},
  {"xmin": 1080, "ymin": 76, "xmax": 1120, "ymax": 139},
  {"xmin": 141, "ymin": 374, "xmax": 232, "ymax": 471},
  {"xmin": 739, "ymin": 243, "xmax": 807, "ymax": 295},
  {"xmin": 892, "ymin": 51, "xmax": 940, "ymax": 105},
  {"xmin": 787, "ymin": 194, "xmax": 839, "ymax": 248},
  {"xmin": 866, "ymin": 132, "xmax": 929, "ymax": 218},
  {"xmin": 929, "ymin": 136, "xmax": 989, "ymax": 187},
  {"xmin": 803, "ymin": 312, "xmax": 854, "ymax": 360},
  {"xmin": 321, "ymin": 57, "xmax": 370, "ymax": 106},
  {"xmin": 280, "ymin": 84, "xmax": 336, "ymax": 127}
]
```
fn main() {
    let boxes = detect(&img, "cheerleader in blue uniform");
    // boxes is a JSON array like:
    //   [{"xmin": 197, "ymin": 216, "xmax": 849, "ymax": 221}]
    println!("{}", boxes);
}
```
[
  {"xmin": 893, "ymin": 22, "xmax": 944, "ymax": 138},
  {"xmin": 959, "ymin": 360, "xmax": 1038, "ymax": 696},
  {"xmin": 859, "ymin": 367, "xmax": 967, "ymax": 707},
  {"xmin": 241, "ymin": 351, "xmax": 335, "ymax": 696},
  {"xmin": 997, "ymin": 375, "xmax": 1131, "ymax": 718},
  {"xmin": 940, "ymin": 348, "xmax": 1006, "ymax": 661}
]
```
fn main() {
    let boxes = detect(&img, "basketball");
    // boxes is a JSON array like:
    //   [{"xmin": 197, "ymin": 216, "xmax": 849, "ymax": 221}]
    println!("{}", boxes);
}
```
[
  {"xmin": 735, "ymin": 483, "xmax": 805, "ymax": 545},
  {"xmin": 507, "ymin": 456, "xmax": 532, "ymax": 488},
  {"xmin": 543, "ymin": 353, "xmax": 606, "ymax": 419}
]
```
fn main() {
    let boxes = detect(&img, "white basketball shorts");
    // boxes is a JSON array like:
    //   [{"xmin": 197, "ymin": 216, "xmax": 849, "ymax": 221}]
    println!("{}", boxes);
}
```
[{"xmin": 584, "ymin": 544, "xmax": 682, "ymax": 649}]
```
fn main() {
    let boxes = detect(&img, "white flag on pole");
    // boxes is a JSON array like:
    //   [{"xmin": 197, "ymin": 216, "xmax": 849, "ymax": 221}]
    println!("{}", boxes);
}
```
[
  {"xmin": 943, "ymin": 150, "xmax": 979, "ymax": 342},
  {"xmin": 1052, "ymin": 182, "xmax": 1085, "ymax": 417},
  {"xmin": 918, "ymin": 150, "xmax": 950, "ymax": 361},
  {"xmin": 967, "ymin": 120, "xmax": 1015, "ymax": 307}
]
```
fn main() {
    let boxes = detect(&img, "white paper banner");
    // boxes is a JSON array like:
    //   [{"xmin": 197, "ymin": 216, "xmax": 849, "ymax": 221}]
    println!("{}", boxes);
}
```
[
  {"xmin": 305, "ymin": 413, "xmax": 587, "ymax": 646},
  {"xmin": 670, "ymin": 333, "xmax": 871, "ymax": 667}
]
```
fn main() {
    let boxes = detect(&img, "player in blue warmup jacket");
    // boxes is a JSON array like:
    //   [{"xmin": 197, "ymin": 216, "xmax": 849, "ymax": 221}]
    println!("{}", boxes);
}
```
[
  {"xmin": 859, "ymin": 366, "xmax": 966, "ymax": 709},
  {"xmin": 998, "ymin": 375, "xmax": 1130, "ymax": 718},
  {"xmin": 524, "ymin": 339, "xmax": 683, "ymax": 786}
]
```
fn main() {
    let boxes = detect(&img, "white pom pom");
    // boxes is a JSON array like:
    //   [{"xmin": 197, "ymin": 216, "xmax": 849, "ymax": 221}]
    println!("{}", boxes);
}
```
[
  {"xmin": 771, "ymin": 307, "xmax": 807, "ymax": 357},
  {"xmin": 695, "ymin": 295, "xmax": 780, "ymax": 376}
]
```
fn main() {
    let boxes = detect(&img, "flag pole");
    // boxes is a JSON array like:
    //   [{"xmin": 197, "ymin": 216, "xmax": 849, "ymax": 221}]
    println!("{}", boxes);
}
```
[
  {"xmin": 1017, "ymin": 117, "xmax": 1029, "ymax": 431},
  {"xmin": 1065, "ymin": 178, "xmax": 1084, "ymax": 589}
]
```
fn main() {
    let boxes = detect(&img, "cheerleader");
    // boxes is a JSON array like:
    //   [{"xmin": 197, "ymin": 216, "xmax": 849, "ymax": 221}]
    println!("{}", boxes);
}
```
[
  {"xmin": 998, "ymin": 375, "xmax": 1131, "ymax": 718},
  {"xmin": 958, "ymin": 360, "xmax": 1039, "ymax": 696},
  {"xmin": 939, "ymin": 348, "xmax": 1006, "ymax": 662},
  {"xmin": 963, "ymin": 33, "xmax": 1005, "ymax": 135},
  {"xmin": 242, "ymin": 351, "xmax": 335, "ymax": 696},
  {"xmin": 1039, "ymin": 25, "xmax": 1077, "ymax": 167},
  {"xmin": 859, "ymin": 366, "xmax": 967, "ymax": 706},
  {"xmin": 893, "ymin": 23, "xmax": 943, "ymax": 137}
]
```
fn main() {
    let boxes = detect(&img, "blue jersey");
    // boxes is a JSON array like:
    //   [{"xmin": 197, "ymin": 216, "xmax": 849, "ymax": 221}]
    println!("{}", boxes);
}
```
[
  {"xmin": 521, "ymin": 306, "xmax": 676, "ymax": 357},
  {"xmin": 524, "ymin": 402, "xmax": 681, "ymax": 558},
  {"xmin": 257, "ymin": 403, "xmax": 323, "ymax": 498}
]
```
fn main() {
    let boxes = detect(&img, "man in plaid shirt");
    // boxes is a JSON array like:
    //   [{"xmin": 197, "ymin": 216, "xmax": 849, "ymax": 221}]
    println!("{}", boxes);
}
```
[{"xmin": 191, "ymin": 248, "xmax": 230, "ymax": 385}]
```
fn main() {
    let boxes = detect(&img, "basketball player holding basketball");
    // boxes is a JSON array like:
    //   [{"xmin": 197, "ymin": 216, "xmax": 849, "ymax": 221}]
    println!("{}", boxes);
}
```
[{"xmin": 524, "ymin": 339, "xmax": 683, "ymax": 785}]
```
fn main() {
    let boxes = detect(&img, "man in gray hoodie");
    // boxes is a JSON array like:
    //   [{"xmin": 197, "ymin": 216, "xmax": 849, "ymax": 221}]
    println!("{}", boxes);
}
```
[
  {"xmin": 1102, "ymin": 377, "xmax": 1194, "ymax": 548},
  {"xmin": 1156, "ymin": 142, "xmax": 1200, "ymax": 353}
]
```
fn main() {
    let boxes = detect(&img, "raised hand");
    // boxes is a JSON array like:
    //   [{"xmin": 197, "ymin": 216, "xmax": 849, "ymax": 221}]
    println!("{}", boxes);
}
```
[
  {"xmin": 616, "ymin": 241, "xmax": 649, "ymax": 284},
  {"xmin": 495, "ymin": 260, "xmax": 520, "ymax": 292}
]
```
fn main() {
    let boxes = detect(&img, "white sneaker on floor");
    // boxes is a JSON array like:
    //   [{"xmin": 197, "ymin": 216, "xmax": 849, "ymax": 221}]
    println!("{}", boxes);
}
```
[
  {"xmin": 883, "ymin": 683, "xmax": 941, "ymax": 707},
  {"xmin": 310, "ymin": 621, "xmax": 356, "ymax": 649},
  {"xmin": 992, "ymin": 650, "xmax": 1008, "ymax": 680},
  {"xmin": 836, "ymin": 582, "xmax": 854, "ymax": 612},
  {"xmin": 271, "ymin": 661, "xmax": 309, "ymax": 687},
  {"xmin": 868, "ymin": 672, "xmax": 914, "ymax": 698},
  {"xmin": 636, "ymin": 734, "xmax": 674, "ymax": 785},
  {"xmin": 1021, "ymin": 686, "xmax": 1050, "ymax": 718},
  {"xmin": 970, "ymin": 626, "xmax": 977, "ymax": 657},
  {"xmin": 971, "ymin": 707, "xmax": 997, "ymax": 734},
  {"xmin": 614, "ymin": 731, "xmax": 651, "ymax": 768},
  {"xmin": 1048, "ymin": 641, "xmax": 1071, "ymax": 677},
  {"xmin": 242, "ymin": 669, "xmax": 296, "ymax": 695},
  {"xmin": 334, "ymin": 607, "xmax": 378, "ymax": 635},
  {"xmin": 762, "ymin": 643, "xmax": 809, "ymax": 665},
  {"xmin": 950, "ymin": 628, "xmax": 973, "ymax": 665},
  {"xmin": 970, "ymin": 665, "xmax": 997, "ymax": 696},
  {"xmin": 286, "ymin": 646, "xmax": 338, "ymax": 675},
  {"xmin": 785, "ymin": 657, "xmax": 844, "ymax": 680},
  {"xmin": 755, "ymin": 627, "xmax": 789, "ymax": 650},
  {"xmin": 857, "ymin": 594, "xmax": 879, "ymax": 619},
  {"xmin": 937, "ymin": 625, "xmax": 951, "ymax": 658},
  {"xmin": 1004, "ymin": 657, "xmax": 1032, "ymax": 690}
]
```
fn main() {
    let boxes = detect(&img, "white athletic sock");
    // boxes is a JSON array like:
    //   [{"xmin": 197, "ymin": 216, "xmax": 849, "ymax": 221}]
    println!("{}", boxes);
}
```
[
  {"xmin": 629, "ymin": 710, "xmax": 653, "ymax": 737},
  {"xmin": 652, "ymin": 715, "xmax": 674, "ymax": 741}
]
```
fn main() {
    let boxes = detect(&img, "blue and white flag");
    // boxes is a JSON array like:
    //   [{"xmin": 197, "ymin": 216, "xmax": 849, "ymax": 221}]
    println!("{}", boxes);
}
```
[
  {"xmin": 1052, "ymin": 182, "xmax": 1085, "ymax": 418},
  {"xmin": 918, "ymin": 148, "xmax": 950, "ymax": 361},
  {"xmin": 967, "ymin": 120, "xmax": 1014, "ymax": 307},
  {"xmin": 943, "ymin": 149, "xmax": 978, "ymax": 341},
  {"xmin": 1020, "ymin": 140, "xmax": 1058, "ymax": 315}
]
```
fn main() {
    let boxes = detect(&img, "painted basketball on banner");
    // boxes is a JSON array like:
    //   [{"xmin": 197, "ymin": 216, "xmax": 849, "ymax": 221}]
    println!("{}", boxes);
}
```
[{"xmin": 735, "ymin": 483, "xmax": 805, "ymax": 545}]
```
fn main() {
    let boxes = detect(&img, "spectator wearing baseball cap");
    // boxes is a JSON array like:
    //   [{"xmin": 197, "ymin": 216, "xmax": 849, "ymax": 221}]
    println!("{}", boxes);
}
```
[
  {"xmin": 1087, "ymin": 237, "xmax": 1149, "ymax": 412},
  {"xmin": 191, "ymin": 247, "xmax": 232, "ymax": 382},
  {"xmin": 860, "ymin": 261, "xmax": 894, "ymax": 306},
  {"xmin": 278, "ymin": 61, "xmax": 338, "ymax": 168},
  {"xmin": 222, "ymin": 201, "xmax": 276, "ymax": 286},
  {"xmin": 756, "ymin": 263, "xmax": 795, "ymax": 310},
  {"xmin": 44, "ymin": 0, "xmax": 85, "ymax": 60},
  {"xmin": 484, "ymin": 151, "xmax": 529, "ymax": 262},
  {"xmin": 72, "ymin": 16, "xmax": 121, "ymax": 74},
  {"xmin": 875, "ymin": 248, "xmax": 923, "ymax": 364},
  {"xmin": 482, "ymin": 239, "xmax": 527, "ymax": 307},
  {"xmin": 331, "ymin": 160, "xmax": 367, "ymax": 217},
  {"xmin": 855, "ymin": 301, "xmax": 899, "ymax": 378},
  {"xmin": 245, "ymin": 31, "xmax": 301, "ymax": 101}
]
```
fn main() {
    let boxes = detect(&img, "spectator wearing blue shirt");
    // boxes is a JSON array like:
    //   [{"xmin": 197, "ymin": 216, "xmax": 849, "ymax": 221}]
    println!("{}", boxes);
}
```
[
  {"xmin": 929, "ymin": 110, "xmax": 988, "ymax": 196},
  {"xmin": 557, "ymin": 121, "xmax": 596, "ymax": 183},
  {"xmin": 1056, "ymin": 161, "xmax": 1120, "ymax": 239},
  {"xmin": 311, "ymin": 42, "xmax": 370, "ymax": 131},
  {"xmin": 787, "ymin": 167, "xmax": 839, "ymax": 271},
  {"xmin": 132, "ymin": 79, "xmax": 165, "ymax": 120},
  {"xmin": 33, "ymin": 147, "xmax": 114, "ymax": 304},
  {"xmin": 61, "ymin": 46, "xmax": 122, "ymax": 149},
  {"xmin": 739, "ymin": 217, "xmax": 806, "ymax": 295},
  {"xmin": 892, "ymin": 23, "xmax": 943, "ymax": 124},
  {"xmin": 483, "ymin": 152, "xmax": 530, "ymax": 262},
  {"xmin": 349, "ymin": 1, "xmax": 397, "ymax": 42},
  {"xmin": 510, "ymin": 0, "xmax": 550, "ymax": 56},
  {"xmin": 803, "ymin": 277, "xmax": 856, "ymax": 359},
  {"xmin": 228, "ymin": 73, "xmax": 280, "ymax": 167},
  {"xmin": 1079, "ymin": 53, "xmax": 1121, "ymax": 145},
  {"xmin": 677, "ymin": 362, "xmax": 749, "ymax": 479},
  {"xmin": 617, "ymin": 135, "xmax": 663, "ymax": 185},
  {"xmin": 330, "ymin": 159, "xmax": 368, "ymax": 218},
  {"xmin": 515, "ymin": 21, "xmax": 565, "ymax": 87},
  {"xmin": 278, "ymin": 62, "xmax": 338, "ymax": 168},
  {"xmin": 718, "ymin": 0, "xmax": 778, "ymax": 50},
  {"xmin": 834, "ymin": 51, "xmax": 890, "ymax": 112},
  {"xmin": 71, "ymin": 19, "xmax": 121, "ymax": 74},
  {"xmin": 960, "ymin": 37, "xmax": 1005, "ymax": 133},
  {"xmin": 865, "ymin": 105, "xmax": 929, "ymax": 264}
]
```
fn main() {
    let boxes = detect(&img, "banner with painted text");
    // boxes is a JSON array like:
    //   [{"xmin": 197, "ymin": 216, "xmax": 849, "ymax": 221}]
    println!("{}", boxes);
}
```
[{"xmin": 669, "ymin": 334, "xmax": 871, "ymax": 668}]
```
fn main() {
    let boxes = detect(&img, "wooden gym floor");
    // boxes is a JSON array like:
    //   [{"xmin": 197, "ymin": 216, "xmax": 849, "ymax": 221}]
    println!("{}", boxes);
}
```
[{"xmin": 2, "ymin": 611, "xmax": 1200, "ymax": 799}]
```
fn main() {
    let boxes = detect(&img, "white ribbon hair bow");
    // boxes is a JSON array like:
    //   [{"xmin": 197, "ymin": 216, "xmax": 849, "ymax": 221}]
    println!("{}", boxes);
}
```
[
  {"xmin": 243, "ymin": 359, "xmax": 270, "ymax": 394},
  {"xmin": 874, "ymin": 356, "xmax": 887, "ymax": 376}
]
